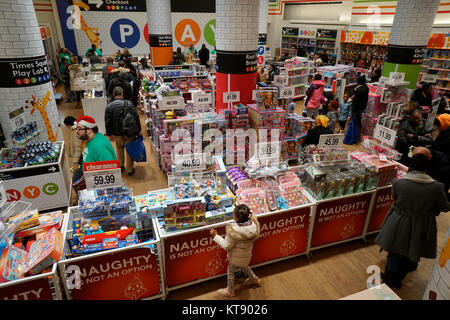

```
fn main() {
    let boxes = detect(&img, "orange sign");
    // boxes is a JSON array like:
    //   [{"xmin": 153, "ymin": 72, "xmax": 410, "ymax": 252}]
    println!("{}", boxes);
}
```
[
  {"xmin": 23, "ymin": 186, "xmax": 41, "ymax": 199},
  {"xmin": 175, "ymin": 19, "xmax": 201, "ymax": 47},
  {"xmin": 427, "ymin": 33, "xmax": 450, "ymax": 49},
  {"xmin": 340, "ymin": 30, "xmax": 390, "ymax": 46}
]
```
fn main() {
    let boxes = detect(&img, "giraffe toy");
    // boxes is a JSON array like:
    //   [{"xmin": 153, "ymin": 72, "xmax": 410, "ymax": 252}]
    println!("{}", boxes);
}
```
[
  {"xmin": 72, "ymin": 0, "xmax": 101, "ymax": 48},
  {"xmin": 25, "ymin": 90, "xmax": 60, "ymax": 142}
]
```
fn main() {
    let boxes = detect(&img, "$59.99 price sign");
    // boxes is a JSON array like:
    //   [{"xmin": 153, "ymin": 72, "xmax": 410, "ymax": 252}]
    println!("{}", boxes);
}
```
[
  {"xmin": 373, "ymin": 124, "xmax": 397, "ymax": 147},
  {"xmin": 83, "ymin": 160, "xmax": 122, "ymax": 189},
  {"xmin": 318, "ymin": 134, "xmax": 344, "ymax": 149},
  {"xmin": 174, "ymin": 153, "xmax": 206, "ymax": 172}
]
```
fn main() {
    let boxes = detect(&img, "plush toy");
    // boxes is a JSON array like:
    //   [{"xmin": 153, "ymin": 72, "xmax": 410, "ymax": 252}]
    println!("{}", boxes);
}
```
[{"xmin": 277, "ymin": 197, "xmax": 289, "ymax": 210}]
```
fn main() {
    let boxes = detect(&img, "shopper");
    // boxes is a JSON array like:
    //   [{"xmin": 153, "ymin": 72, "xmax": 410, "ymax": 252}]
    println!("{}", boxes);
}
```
[
  {"xmin": 85, "ymin": 43, "xmax": 102, "ymax": 58},
  {"xmin": 210, "ymin": 204, "xmax": 261, "ymax": 297},
  {"xmin": 120, "ymin": 47, "xmax": 132, "ymax": 61},
  {"xmin": 107, "ymin": 60, "xmax": 133, "ymax": 101},
  {"xmin": 105, "ymin": 87, "xmax": 141, "ymax": 176},
  {"xmin": 302, "ymin": 115, "xmax": 333, "ymax": 147},
  {"xmin": 431, "ymin": 113, "xmax": 450, "ymax": 157},
  {"xmin": 58, "ymin": 47, "xmax": 73, "ymax": 66},
  {"xmin": 313, "ymin": 53, "xmax": 322, "ymax": 66},
  {"xmin": 138, "ymin": 57, "xmax": 151, "ymax": 71},
  {"xmin": 370, "ymin": 68, "xmax": 382, "ymax": 83},
  {"xmin": 187, "ymin": 43, "xmax": 198, "ymax": 58},
  {"xmin": 375, "ymin": 153, "xmax": 449, "ymax": 289},
  {"xmin": 305, "ymin": 74, "xmax": 326, "ymax": 119},
  {"xmin": 325, "ymin": 100, "xmax": 339, "ymax": 133},
  {"xmin": 173, "ymin": 47, "xmax": 185, "ymax": 65},
  {"xmin": 396, "ymin": 109, "xmax": 433, "ymax": 165},
  {"xmin": 102, "ymin": 57, "xmax": 116, "ymax": 89},
  {"xmin": 338, "ymin": 93, "xmax": 352, "ymax": 133},
  {"xmin": 68, "ymin": 56, "xmax": 85, "ymax": 106},
  {"xmin": 412, "ymin": 83, "xmax": 433, "ymax": 108},
  {"xmin": 64, "ymin": 116, "xmax": 83, "ymax": 170},
  {"xmin": 344, "ymin": 75, "xmax": 369, "ymax": 145},
  {"xmin": 74, "ymin": 115, "xmax": 117, "ymax": 167},
  {"xmin": 319, "ymin": 50, "xmax": 329, "ymax": 65},
  {"xmin": 413, "ymin": 147, "xmax": 450, "ymax": 202},
  {"xmin": 88, "ymin": 49, "xmax": 101, "ymax": 64},
  {"xmin": 280, "ymin": 51, "xmax": 290, "ymax": 62},
  {"xmin": 199, "ymin": 44, "xmax": 210, "ymax": 67},
  {"xmin": 59, "ymin": 57, "xmax": 73, "ymax": 102},
  {"xmin": 124, "ymin": 58, "xmax": 141, "ymax": 107}
]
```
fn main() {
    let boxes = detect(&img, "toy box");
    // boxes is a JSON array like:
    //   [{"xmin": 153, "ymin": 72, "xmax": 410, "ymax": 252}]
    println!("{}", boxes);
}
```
[
  {"xmin": 1, "ymin": 246, "xmax": 28, "ymax": 282},
  {"xmin": 361, "ymin": 114, "xmax": 377, "ymax": 137},
  {"xmin": 236, "ymin": 187, "xmax": 268, "ymax": 215},
  {"xmin": 15, "ymin": 211, "xmax": 63, "ymax": 238},
  {"xmin": 163, "ymin": 197, "xmax": 206, "ymax": 231},
  {"xmin": 8, "ymin": 209, "xmax": 39, "ymax": 232},
  {"xmin": 205, "ymin": 207, "xmax": 234, "ymax": 225},
  {"xmin": 248, "ymin": 105, "xmax": 287, "ymax": 129},
  {"xmin": 26, "ymin": 227, "xmax": 63, "ymax": 276},
  {"xmin": 365, "ymin": 93, "xmax": 386, "ymax": 118},
  {"xmin": 361, "ymin": 155, "xmax": 397, "ymax": 187},
  {"xmin": 69, "ymin": 234, "xmax": 139, "ymax": 257},
  {"xmin": 282, "ymin": 138, "xmax": 299, "ymax": 160},
  {"xmin": 255, "ymin": 88, "xmax": 278, "ymax": 110}
]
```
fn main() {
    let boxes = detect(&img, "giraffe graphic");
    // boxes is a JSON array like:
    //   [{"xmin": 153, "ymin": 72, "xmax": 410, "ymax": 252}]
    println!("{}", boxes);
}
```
[
  {"xmin": 25, "ymin": 90, "xmax": 59, "ymax": 142},
  {"xmin": 72, "ymin": 0, "xmax": 101, "ymax": 47}
]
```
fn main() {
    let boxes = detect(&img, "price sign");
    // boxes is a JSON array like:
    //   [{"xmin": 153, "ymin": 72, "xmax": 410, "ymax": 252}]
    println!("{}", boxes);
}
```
[
  {"xmin": 274, "ymin": 75, "xmax": 288, "ymax": 86},
  {"xmin": 280, "ymin": 86, "xmax": 294, "ymax": 99},
  {"xmin": 389, "ymin": 72, "xmax": 405, "ymax": 83},
  {"xmin": 192, "ymin": 92, "xmax": 211, "ymax": 105},
  {"xmin": 256, "ymin": 141, "xmax": 281, "ymax": 163},
  {"xmin": 9, "ymin": 107, "xmax": 26, "ymax": 131},
  {"xmin": 159, "ymin": 96, "xmax": 184, "ymax": 111},
  {"xmin": 83, "ymin": 160, "xmax": 122, "ymax": 190},
  {"xmin": 174, "ymin": 153, "xmax": 206, "ymax": 172},
  {"xmin": 421, "ymin": 74, "xmax": 438, "ymax": 83},
  {"xmin": 318, "ymin": 134, "xmax": 344, "ymax": 149},
  {"xmin": 252, "ymin": 90, "xmax": 257, "ymax": 101},
  {"xmin": 223, "ymin": 91, "xmax": 240, "ymax": 103},
  {"xmin": 373, "ymin": 124, "xmax": 397, "ymax": 147}
]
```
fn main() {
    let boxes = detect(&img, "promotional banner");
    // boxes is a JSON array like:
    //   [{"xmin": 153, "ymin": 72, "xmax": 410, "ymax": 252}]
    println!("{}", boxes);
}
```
[
  {"xmin": 66, "ymin": 247, "xmax": 161, "ymax": 300},
  {"xmin": 0, "ymin": 277, "xmax": 54, "ymax": 300},
  {"xmin": 385, "ymin": 45, "xmax": 426, "ymax": 65},
  {"xmin": 298, "ymin": 29, "xmax": 316, "ymax": 39},
  {"xmin": 164, "ymin": 226, "xmax": 227, "ymax": 287},
  {"xmin": 316, "ymin": 29, "xmax": 337, "ymax": 40},
  {"xmin": 310, "ymin": 193, "xmax": 373, "ymax": 248},
  {"xmin": 216, "ymin": 51, "xmax": 258, "ymax": 74},
  {"xmin": 80, "ymin": 0, "xmax": 147, "ymax": 12},
  {"xmin": 367, "ymin": 187, "xmax": 394, "ymax": 233},
  {"xmin": 250, "ymin": 207, "xmax": 310, "ymax": 265},
  {"xmin": 427, "ymin": 33, "xmax": 450, "ymax": 49},
  {"xmin": 340, "ymin": 30, "xmax": 390, "ymax": 46},
  {"xmin": 0, "ymin": 56, "xmax": 50, "ymax": 88},
  {"xmin": 282, "ymin": 27, "xmax": 299, "ymax": 37}
]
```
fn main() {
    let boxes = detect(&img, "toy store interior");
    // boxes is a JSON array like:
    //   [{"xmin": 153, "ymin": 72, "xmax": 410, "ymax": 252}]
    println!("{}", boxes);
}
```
[{"xmin": 0, "ymin": 0, "xmax": 449, "ymax": 304}]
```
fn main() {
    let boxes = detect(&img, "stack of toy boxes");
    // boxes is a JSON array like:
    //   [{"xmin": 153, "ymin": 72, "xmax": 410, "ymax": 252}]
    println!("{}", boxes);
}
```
[
  {"xmin": 282, "ymin": 114, "xmax": 314, "ymax": 160},
  {"xmin": 162, "ymin": 197, "xmax": 206, "ymax": 232}
]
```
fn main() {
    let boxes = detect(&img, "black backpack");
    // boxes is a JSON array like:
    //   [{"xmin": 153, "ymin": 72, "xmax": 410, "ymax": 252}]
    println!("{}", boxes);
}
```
[{"xmin": 118, "ymin": 101, "xmax": 139, "ymax": 137}]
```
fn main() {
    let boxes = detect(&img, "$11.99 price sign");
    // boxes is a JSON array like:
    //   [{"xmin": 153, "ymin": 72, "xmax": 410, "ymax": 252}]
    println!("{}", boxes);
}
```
[
  {"xmin": 317, "ymin": 134, "xmax": 344, "ymax": 149},
  {"xmin": 373, "ymin": 124, "xmax": 397, "ymax": 147},
  {"xmin": 83, "ymin": 160, "xmax": 122, "ymax": 189},
  {"xmin": 174, "ymin": 153, "xmax": 206, "ymax": 172}
]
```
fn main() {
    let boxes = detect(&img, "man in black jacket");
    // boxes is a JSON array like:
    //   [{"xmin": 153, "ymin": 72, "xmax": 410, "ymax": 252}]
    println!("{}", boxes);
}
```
[
  {"xmin": 105, "ymin": 87, "xmax": 141, "ymax": 175},
  {"xmin": 199, "ymin": 44, "xmax": 210, "ymax": 67},
  {"xmin": 107, "ymin": 61, "xmax": 133, "ymax": 101},
  {"xmin": 351, "ymin": 75, "xmax": 369, "ymax": 129}
]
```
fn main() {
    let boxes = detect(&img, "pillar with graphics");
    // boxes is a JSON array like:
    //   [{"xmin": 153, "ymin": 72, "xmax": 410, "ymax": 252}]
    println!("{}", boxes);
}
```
[
  {"xmin": 146, "ymin": 0, "xmax": 173, "ymax": 66},
  {"xmin": 0, "ymin": 0, "xmax": 62, "ymax": 147},
  {"xmin": 216, "ymin": 0, "xmax": 259, "ymax": 112},
  {"xmin": 382, "ymin": 0, "xmax": 440, "ymax": 89},
  {"xmin": 257, "ymin": 0, "xmax": 268, "ymax": 68}
]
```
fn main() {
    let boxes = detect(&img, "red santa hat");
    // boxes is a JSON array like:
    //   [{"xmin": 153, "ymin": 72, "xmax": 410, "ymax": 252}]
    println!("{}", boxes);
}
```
[{"xmin": 74, "ymin": 115, "xmax": 97, "ymax": 128}]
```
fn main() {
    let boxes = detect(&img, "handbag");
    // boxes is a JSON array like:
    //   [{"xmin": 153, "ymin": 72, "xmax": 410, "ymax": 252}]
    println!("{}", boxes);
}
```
[{"xmin": 125, "ymin": 134, "xmax": 147, "ymax": 162}]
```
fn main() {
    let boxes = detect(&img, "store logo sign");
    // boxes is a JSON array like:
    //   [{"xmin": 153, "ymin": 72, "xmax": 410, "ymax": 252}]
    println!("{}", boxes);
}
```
[
  {"xmin": 203, "ymin": 19, "xmax": 216, "ymax": 46},
  {"xmin": 110, "ymin": 18, "xmax": 140, "ymax": 48},
  {"xmin": 175, "ymin": 19, "xmax": 201, "ymax": 47},
  {"xmin": 6, "ymin": 183, "xmax": 59, "ymax": 202}
]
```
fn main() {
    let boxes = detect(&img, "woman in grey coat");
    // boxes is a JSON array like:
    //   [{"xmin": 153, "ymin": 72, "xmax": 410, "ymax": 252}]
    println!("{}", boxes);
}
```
[{"xmin": 375, "ymin": 153, "xmax": 449, "ymax": 289}]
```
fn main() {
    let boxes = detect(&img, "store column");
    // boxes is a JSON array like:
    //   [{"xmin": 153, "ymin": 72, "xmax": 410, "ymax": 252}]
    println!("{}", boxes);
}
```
[
  {"xmin": 382, "ymin": 0, "xmax": 440, "ymax": 89},
  {"xmin": 257, "ymin": 0, "xmax": 268, "ymax": 68},
  {"xmin": 0, "ymin": 0, "xmax": 62, "ymax": 147},
  {"xmin": 146, "ymin": 0, "xmax": 173, "ymax": 66},
  {"xmin": 216, "ymin": 0, "xmax": 259, "ymax": 111}
]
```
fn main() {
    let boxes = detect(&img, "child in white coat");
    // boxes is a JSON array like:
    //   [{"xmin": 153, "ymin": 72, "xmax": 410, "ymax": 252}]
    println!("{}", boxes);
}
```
[{"xmin": 210, "ymin": 204, "xmax": 261, "ymax": 297}]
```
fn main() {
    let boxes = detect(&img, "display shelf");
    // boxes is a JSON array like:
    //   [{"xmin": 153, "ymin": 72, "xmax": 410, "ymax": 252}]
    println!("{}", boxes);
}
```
[
  {"xmin": 429, "ymin": 68, "xmax": 450, "ymax": 71},
  {"xmin": 437, "ymin": 78, "xmax": 450, "ymax": 81},
  {"xmin": 437, "ymin": 86, "xmax": 450, "ymax": 91}
]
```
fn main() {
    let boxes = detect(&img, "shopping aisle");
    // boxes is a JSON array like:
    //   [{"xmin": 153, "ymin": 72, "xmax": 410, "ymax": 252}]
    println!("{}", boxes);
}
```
[{"xmin": 56, "ymin": 87, "xmax": 449, "ymax": 300}]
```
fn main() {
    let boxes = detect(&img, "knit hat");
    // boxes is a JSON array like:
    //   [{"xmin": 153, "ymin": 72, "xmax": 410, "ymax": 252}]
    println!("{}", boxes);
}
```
[
  {"xmin": 74, "ymin": 115, "xmax": 97, "ymax": 128},
  {"xmin": 329, "ymin": 100, "xmax": 339, "ymax": 110},
  {"xmin": 437, "ymin": 113, "xmax": 450, "ymax": 131}
]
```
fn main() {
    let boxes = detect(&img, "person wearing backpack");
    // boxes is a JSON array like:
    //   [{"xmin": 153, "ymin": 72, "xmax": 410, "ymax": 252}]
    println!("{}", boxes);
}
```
[{"xmin": 105, "ymin": 86, "xmax": 141, "ymax": 176}]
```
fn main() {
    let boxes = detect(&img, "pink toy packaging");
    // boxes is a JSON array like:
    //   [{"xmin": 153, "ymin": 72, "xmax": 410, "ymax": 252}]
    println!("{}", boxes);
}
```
[{"xmin": 26, "ymin": 227, "xmax": 63, "ymax": 276}]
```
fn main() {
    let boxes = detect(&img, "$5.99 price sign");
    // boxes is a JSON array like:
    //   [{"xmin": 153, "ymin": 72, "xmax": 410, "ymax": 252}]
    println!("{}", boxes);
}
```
[
  {"xmin": 83, "ymin": 160, "xmax": 122, "ymax": 189},
  {"xmin": 373, "ymin": 124, "xmax": 397, "ymax": 147},
  {"xmin": 174, "ymin": 153, "xmax": 206, "ymax": 172},
  {"xmin": 318, "ymin": 134, "xmax": 344, "ymax": 149}
]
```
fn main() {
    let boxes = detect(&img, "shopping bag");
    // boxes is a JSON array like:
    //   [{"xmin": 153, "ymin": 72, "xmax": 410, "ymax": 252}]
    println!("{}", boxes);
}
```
[{"xmin": 125, "ymin": 135, "xmax": 147, "ymax": 162}]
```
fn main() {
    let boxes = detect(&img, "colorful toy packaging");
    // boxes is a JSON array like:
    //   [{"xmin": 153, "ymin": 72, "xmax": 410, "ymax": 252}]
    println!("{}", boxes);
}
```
[
  {"xmin": 163, "ymin": 197, "xmax": 206, "ymax": 231},
  {"xmin": 255, "ymin": 88, "xmax": 278, "ymax": 110},
  {"xmin": 26, "ymin": 227, "xmax": 63, "ymax": 276}
]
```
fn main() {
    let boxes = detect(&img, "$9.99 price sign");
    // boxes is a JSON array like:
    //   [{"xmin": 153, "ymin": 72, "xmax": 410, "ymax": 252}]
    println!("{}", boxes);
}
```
[
  {"xmin": 174, "ymin": 153, "xmax": 206, "ymax": 172},
  {"xmin": 318, "ymin": 134, "xmax": 344, "ymax": 149},
  {"xmin": 373, "ymin": 124, "xmax": 397, "ymax": 147},
  {"xmin": 83, "ymin": 160, "xmax": 122, "ymax": 189}
]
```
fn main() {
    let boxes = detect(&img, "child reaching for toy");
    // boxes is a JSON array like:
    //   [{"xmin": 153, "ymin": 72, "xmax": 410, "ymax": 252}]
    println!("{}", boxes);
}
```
[
  {"xmin": 209, "ymin": 204, "xmax": 261, "ymax": 297},
  {"xmin": 338, "ymin": 93, "xmax": 352, "ymax": 133}
]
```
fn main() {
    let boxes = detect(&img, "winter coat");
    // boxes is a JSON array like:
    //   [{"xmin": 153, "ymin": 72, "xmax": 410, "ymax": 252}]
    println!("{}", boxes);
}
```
[
  {"xmin": 428, "ymin": 150, "xmax": 450, "ymax": 201},
  {"xmin": 411, "ymin": 88, "xmax": 432, "ymax": 107},
  {"xmin": 199, "ymin": 47, "xmax": 210, "ymax": 66},
  {"xmin": 105, "ymin": 98, "xmax": 141, "ymax": 136},
  {"xmin": 69, "ymin": 63, "xmax": 84, "ymax": 92},
  {"xmin": 302, "ymin": 125, "xmax": 333, "ymax": 147},
  {"xmin": 305, "ymin": 80, "xmax": 325, "ymax": 109},
  {"xmin": 338, "ymin": 100, "xmax": 352, "ymax": 121},
  {"xmin": 375, "ymin": 172, "xmax": 449, "ymax": 262},
  {"xmin": 213, "ymin": 215, "xmax": 260, "ymax": 267},
  {"xmin": 102, "ymin": 62, "xmax": 116, "ymax": 81},
  {"xmin": 352, "ymin": 84, "xmax": 369, "ymax": 113},
  {"xmin": 396, "ymin": 119, "xmax": 433, "ymax": 157},
  {"xmin": 432, "ymin": 114, "xmax": 450, "ymax": 157},
  {"xmin": 69, "ymin": 128, "xmax": 82, "ymax": 167},
  {"xmin": 107, "ymin": 68, "xmax": 133, "ymax": 101}
]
